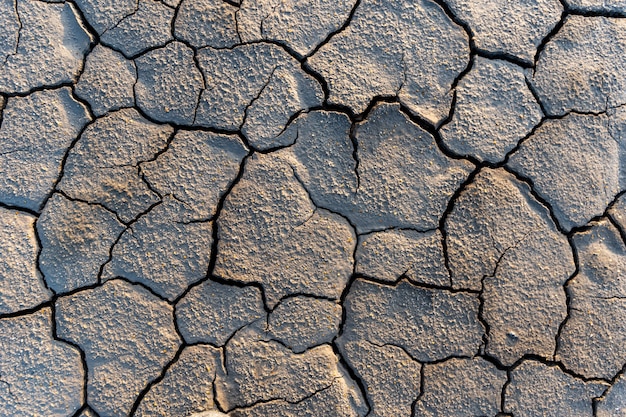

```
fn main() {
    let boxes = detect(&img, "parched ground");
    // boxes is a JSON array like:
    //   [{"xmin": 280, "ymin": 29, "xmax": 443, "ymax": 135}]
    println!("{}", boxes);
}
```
[{"xmin": 1, "ymin": 0, "xmax": 626, "ymax": 416}]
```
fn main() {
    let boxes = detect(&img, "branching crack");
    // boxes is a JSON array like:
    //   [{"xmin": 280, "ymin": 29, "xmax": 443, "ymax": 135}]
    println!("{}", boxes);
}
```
[
  {"xmin": 99, "ymin": 0, "xmax": 140, "ymax": 38},
  {"xmin": 304, "ymin": 0, "xmax": 361, "ymax": 60}
]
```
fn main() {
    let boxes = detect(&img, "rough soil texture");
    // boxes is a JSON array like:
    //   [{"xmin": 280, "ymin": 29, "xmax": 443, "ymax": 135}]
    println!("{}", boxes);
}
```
[{"xmin": 1, "ymin": 0, "xmax": 625, "ymax": 416}]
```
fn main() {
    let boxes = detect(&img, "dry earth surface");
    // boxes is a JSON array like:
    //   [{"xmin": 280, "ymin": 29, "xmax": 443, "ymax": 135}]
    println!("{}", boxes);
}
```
[{"xmin": 1, "ymin": 0, "xmax": 626, "ymax": 416}]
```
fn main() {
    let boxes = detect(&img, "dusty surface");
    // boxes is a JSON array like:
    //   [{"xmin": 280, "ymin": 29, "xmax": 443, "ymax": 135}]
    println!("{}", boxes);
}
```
[{"xmin": 1, "ymin": 0, "xmax": 625, "ymax": 416}]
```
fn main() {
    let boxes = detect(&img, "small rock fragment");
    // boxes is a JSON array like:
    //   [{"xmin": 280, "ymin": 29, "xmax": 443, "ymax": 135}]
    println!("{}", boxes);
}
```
[
  {"xmin": 440, "ymin": 57, "xmax": 543, "ymax": 163},
  {"xmin": 135, "ymin": 41, "xmax": 205, "ymax": 125},
  {"xmin": 237, "ymin": 0, "xmax": 357, "ymax": 57},
  {"xmin": 267, "ymin": 296, "xmax": 342, "ymax": 353},
  {"xmin": 55, "ymin": 279, "xmax": 181, "ymax": 417},
  {"xmin": 414, "ymin": 357, "xmax": 507, "ymax": 417},
  {"xmin": 0, "ymin": 208, "xmax": 50, "ymax": 314},
  {"xmin": 174, "ymin": 0, "xmax": 239, "ymax": 48},
  {"xmin": 0, "ymin": 1, "xmax": 92, "ymax": 94},
  {"xmin": 285, "ymin": 104, "xmax": 474, "ymax": 233},
  {"xmin": 504, "ymin": 360, "xmax": 607, "ymax": 417},
  {"xmin": 215, "ymin": 324, "xmax": 365, "ymax": 413},
  {"xmin": 0, "ymin": 308, "xmax": 84, "ymax": 416},
  {"xmin": 135, "ymin": 344, "xmax": 224, "ymax": 417},
  {"xmin": 0, "ymin": 88, "xmax": 91, "ymax": 211},
  {"xmin": 103, "ymin": 197, "xmax": 212, "ymax": 301},
  {"xmin": 341, "ymin": 340, "xmax": 421, "ymax": 417},
  {"xmin": 176, "ymin": 279, "xmax": 265, "ymax": 346},
  {"xmin": 596, "ymin": 371, "xmax": 626, "ymax": 417},
  {"xmin": 215, "ymin": 153, "xmax": 355, "ymax": 307},
  {"xmin": 100, "ymin": 0, "xmax": 174, "ymax": 57},
  {"xmin": 508, "ymin": 113, "xmax": 624, "ymax": 232},
  {"xmin": 339, "ymin": 279, "xmax": 484, "ymax": 362},
  {"xmin": 355, "ymin": 229, "xmax": 449, "ymax": 286},
  {"xmin": 443, "ymin": 0, "xmax": 563, "ymax": 64},
  {"xmin": 446, "ymin": 168, "xmax": 574, "ymax": 365},
  {"xmin": 38, "ymin": 193, "xmax": 125, "ymax": 294},
  {"xmin": 557, "ymin": 220, "xmax": 626, "ymax": 380},
  {"xmin": 75, "ymin": 45, "xmax": 137, "ymax": 117},
  {"xmin": 532, "ymin": 16, "xmax": 626, "ymax": 116},
  {"xmin": 308, "ymin": 0, "xmax": 469, "ymax": 124},
  {"xmin": 58, "ymin": 108, "xmax": 173, "ymax": 223},
  {"xmin": 142, "ymin": 129, "xmax": 248, "ymax": 220},
  {"xmin": 195, "ymin": 43, "xmax": 323, "ymax": 149}
]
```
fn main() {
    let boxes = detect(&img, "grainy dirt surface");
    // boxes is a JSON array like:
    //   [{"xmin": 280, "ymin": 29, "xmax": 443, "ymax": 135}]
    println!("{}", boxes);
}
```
[{"xmin": 1, "ymin": 0, "xmax": 626, "ymax": 416}]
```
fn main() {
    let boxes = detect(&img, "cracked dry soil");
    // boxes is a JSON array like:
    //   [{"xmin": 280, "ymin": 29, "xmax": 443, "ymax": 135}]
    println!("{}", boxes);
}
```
[{"xmin": 1, "ymin": 0, "xmax": 626, "ymax": 416}]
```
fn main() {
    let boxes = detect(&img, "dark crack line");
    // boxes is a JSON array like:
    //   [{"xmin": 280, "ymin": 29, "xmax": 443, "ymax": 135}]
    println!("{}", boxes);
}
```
[
  {"xmin": 0, "ymin": 147, "xmax": 31, "ymax": 157},
  {"xmin": 233, "ymin": 0, "xmax": 243, "ymax": 44},
  {"xmin": 289, "ymin": 163, "xmax": 360, "ymax": 242},
  {"xmin": 41, "ymin": 88, "xmax": 97, "ymax": 214},
  {"xmin": 50, "ymin": 303, "xmax": 90, "ymax": 410},
  {"xmin": 525, "ymin": 74, "xmax": 549, "ymax": 117},
  {"xmin": 55, "ymin": 189, "xmax": 126, "ymax": 225},
  {"xmin": 259, "ymin": 1, "xmax": 282, "ymax": 39},
  {"xmin": 96, "ymin": 199, "xmax": 164, "ymax": 288},
  {"xmin": 332, "ymin": 277, "xmax": 372, "ymax": 414},
  {"xmin": 509, "ymin": 354, "xmax": 612, "ymax": 384},
  {"xmin": 129, "ymin": 104, "xmax": 241, "ymax": 136},
  {"xmin": 32, "ymin": 214, "xmax": 55, "ymax": 296},
  {"xmin": 477, "ymin": 228, "xmax": 539, "ymax": 362},
  {"xmin": 2, "ymin": 0, "xmax": 22, "ymax": 65},
  {"xmin": 533, "ymin": 10, "xmax": 567, "ymax": 73},
  {"xmin": 0, "ymin": 374, "xmax": 15, "ymax": 399},
  {"xmin": 502, "ymin": 166, "xmax": 569, "ymax": 235},
  {"xmin": 553, "ymin": 232, "xmax": 581, "ymax": 362},
  {"xmin": 567, "ymin": 7, "xmax": 626, "ymax": 18},
  {"xmin": 128, "ymin": 343, "xmax": 186, "ymax": 416},
  {"xmin": 191, "ymin": 50, "xmax": 206, "ymax": 125},
  {"xmin": 348, "ymin": 120, "xmax": 361, "ymax": 189},
  {"xmin": 136, "ymin": 126, "xmax": 177, "ymax": 170},
  {"xmin": 364, "ymin": 340, "xmax": 425, "ymax": 364},
  {"xmin": 354, "ymin": 273, "xmax": 479, "ymax": 295},
  {"xmin": 239, "ymin": 65, "xmax": 279, "ymax": 134},
  {"xmin": 474, "ymin": 48, "xmax": 533, "ymax": 69},
  {"xmin": 267, "ymin": 109, "xmax": 303, "ymax": 147},
  {"xmin": 330, "ymin": 343, "xmax": 372, "ymax": 416},
  {"xmin": 0, "ymin": 201, "xmax": 39, "ymax": 217},
  {"xmin": 125, "ymin": 38, "xmax": 177, "ymax": 61},
  {"xmin": 226, "ymin": 377, "xmax": 345, "ymax": 413},
  {"xmin": 593, "ymin": 362, "xmax": 626, "ymax": 413},
  {"xmin": 437, "ymin": 166, "xmax": 482, "ymax": 288},
  {"xmin": 411, "ymin": 363, "xmax": 426, "ymax": 415},
  {"xmin": 169, "ymin": 0, "xmax": 182, "ymax": 40},
  {"xmin": 99, "ymin": 0, "xmax": 139, "ymax": 38},
  {"xmin": 500, "ymin": 369, "xmax": 512, "ymax": 414},
  {"xmin": 303, "ymin": 0, "xmax": 361, "ymax": 60},
  {"xmin": 1, "ymin": 81, "xmax": 76, "ymax": 99},
  {"xmin": 607, "ymin": 205, "xmax": 626, "ymax": 247},
  {"xmin": 172, "ymin": 153, "xmax": 271, "ymax": 314},
  {"xmin": 213, "ymin": 357, "xmax": 227, "ymax": 413},
  {"xmin": 270, "ymin": 292, "xmax": 338, "ymax": 315},
  {"xmin": 219, "ymin": 320, "xmax": 265, "ymax": 380}
]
